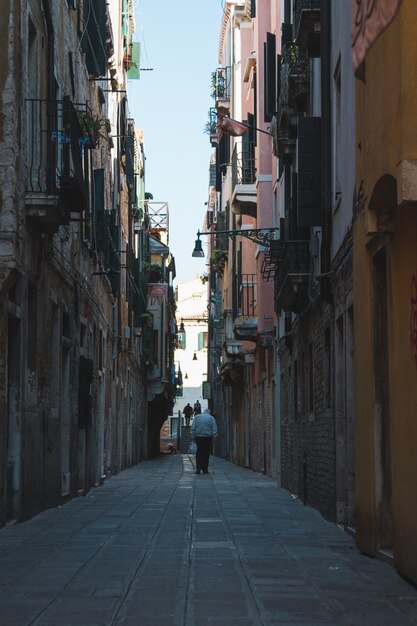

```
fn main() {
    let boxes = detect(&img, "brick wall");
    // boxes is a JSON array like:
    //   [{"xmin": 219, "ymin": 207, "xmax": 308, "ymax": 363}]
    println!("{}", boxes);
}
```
[{"xmin": 279, "ymin": 241, "xmax": 353, "ymax": 524}]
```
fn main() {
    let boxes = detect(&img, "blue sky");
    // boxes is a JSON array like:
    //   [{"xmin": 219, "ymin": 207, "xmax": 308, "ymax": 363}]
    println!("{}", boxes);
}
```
[{"xmin": 127, "ymin": 1, "xmax": 224, "ymax": 285}]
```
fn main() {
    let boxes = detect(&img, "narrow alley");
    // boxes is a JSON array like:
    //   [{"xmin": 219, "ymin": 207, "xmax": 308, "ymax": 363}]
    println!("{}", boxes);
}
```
[{"xmin": 0, "ymin": 456, "xmax": 416, "ymax": 626}]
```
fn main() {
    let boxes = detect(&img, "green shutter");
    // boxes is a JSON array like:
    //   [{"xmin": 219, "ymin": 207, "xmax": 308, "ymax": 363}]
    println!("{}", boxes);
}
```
[
  {"xmin": 127, "ymin": 42, "xmax": 140, "ymax": 80},
  {"xmin": 198, "ymin": 332, "xmax": 204, "ymax": 351},
  {"xmin": 105, "ymin": 210, "xmax": 120, "ymax": 295},
  {"xmin": 83, "ymin": 0, "xmax": 106, "ymax": 76},
  {"xmin": 264, "ymin": 33, "xmax": 276, "ymax": 122}
]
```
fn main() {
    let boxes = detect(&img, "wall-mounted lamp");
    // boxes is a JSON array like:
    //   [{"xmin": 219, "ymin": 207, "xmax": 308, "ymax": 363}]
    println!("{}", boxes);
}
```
[
  {"xmin": 179, "ymin": 320, "xmax": 185, "ymax": 333},
  {"xmin": 192, "ymin": 227, "xmax": 280, "ymax": 257},
  {"xmin": 192, "ymin": 236, "xmax": 204, "ymax": 258},
  {"xmin": 193, "ymin": 352, "xmax": 198, "ymax": 361},
  {"xmin": 185, "ymin": 373, "xmax": 189, "ymax": 379}
]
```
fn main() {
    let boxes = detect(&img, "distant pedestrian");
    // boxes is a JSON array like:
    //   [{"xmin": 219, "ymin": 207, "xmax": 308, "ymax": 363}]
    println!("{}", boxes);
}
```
[
  {"xmin": 193, "ymin": 400, "xmax": 201, "ymax": 416},
  {"xmin": 190, "ymin": 408, "xmax": 217, "ymax": 474},
  {"xmin": 183, "ymin": 403, "xmax": 193, "ymax": 428}
]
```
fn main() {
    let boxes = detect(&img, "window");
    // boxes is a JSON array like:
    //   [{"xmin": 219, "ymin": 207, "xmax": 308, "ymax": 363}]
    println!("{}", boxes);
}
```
[{"xmin": 81, "ymin": 0, "xmax": 107, "ymax": 77}]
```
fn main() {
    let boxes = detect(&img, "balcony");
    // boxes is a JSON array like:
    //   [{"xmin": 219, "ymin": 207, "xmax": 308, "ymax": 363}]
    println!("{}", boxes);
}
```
[
  {"xmin": 278, "ymin": 42, "xmax": 310, "ymax": 128},
  {"xmin": 223, "ymin": 309, "xmax": 243, "ymax": 357},
  {"xmin": 207, "ymin": 107, "xmax": 218, "ymax": 146},
  {"xmin": 294, "ymin": 0, "xmax": 321, "ymax": 56},
  {"xmin": 212, "ymin": 66, "xmax": 231, "ymax": 115},
  {"xmin": 25, "ymin": 98, "xmax": 88, "ymax": 231},
  {"xmin": 232, "ymin": 274, "xmax": 258, "ymax": 342},
  {"xmin": 231, "ymin": 145, "xmax": 257, "ymax": 217},
  {"xmin": 269, "ymin": 240, "xmax": 311, "ymax": 314}
]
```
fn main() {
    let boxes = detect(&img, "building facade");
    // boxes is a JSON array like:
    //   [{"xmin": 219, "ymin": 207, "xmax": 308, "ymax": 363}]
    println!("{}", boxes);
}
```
[
  {"xmin": 353, "ymin": 0, "xmax": 417, "ymax": 585},
  {"xmin": 205, "ymin": 1, "xmax": 356, "ymax": 527},
  {"xmin": 0, "ymin": 0, "xmax": 176, "ymax": 525},
  {"xmin": 270, "ymin": 0, "xmax": 355, "ymax": 524},
  {"xmin": 204, "ymin": 0, "xmax": 280, "ymax": 475}
]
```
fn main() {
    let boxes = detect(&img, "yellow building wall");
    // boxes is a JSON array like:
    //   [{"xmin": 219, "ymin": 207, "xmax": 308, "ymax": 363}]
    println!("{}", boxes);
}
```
[{"xmin": 355, "ymin": 0, "xmax": 417, "ymax": 583}]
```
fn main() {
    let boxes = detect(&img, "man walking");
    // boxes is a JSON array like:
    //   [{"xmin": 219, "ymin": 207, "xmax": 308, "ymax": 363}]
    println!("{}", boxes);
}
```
[
  {"xmin": 183, "ymin": 403, "xmax": 193, "ymax": 428},
  {"xmin": 190, "ymin": 408, "xmax": 217, "ymax": 474}
]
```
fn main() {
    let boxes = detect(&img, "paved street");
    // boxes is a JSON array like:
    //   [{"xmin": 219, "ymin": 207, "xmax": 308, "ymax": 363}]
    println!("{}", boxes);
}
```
[{"xmin": 0, "ymin": 455, "xmax": 417, "ymax": 626}]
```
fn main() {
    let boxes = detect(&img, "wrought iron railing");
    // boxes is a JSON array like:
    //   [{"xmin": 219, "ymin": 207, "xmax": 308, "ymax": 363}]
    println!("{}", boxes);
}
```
[
  {"xmin": 26, "ymin": 97, "xmax": 88, "ymax": 210},
  {"xmin": 273, "ymin": 240, "xmax": 310, "ymax": 286},
  {"xmin": 207, "ymin": 107, "xmax": 218, "ymax": 138},
  {"xmin": 231, "ymin": 145, "xmax": 256, "ymax": 187},
  {"xmin": 233, "ymin": 273, "xmax": 256, "ymax": 319},
  {"xmin": 278, "ymin": 42, "xmax": 310, "ymax": 121},
  {"xmin": 213, "ymin": 66, "xmax": 231, "ymax": 100}
]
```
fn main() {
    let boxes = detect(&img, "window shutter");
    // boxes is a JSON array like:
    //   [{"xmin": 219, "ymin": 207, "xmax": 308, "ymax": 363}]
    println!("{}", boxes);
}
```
[
  {"xmin": 105, "ymin": 210, "xmax": 120, "ymax": 295},
  {"xmin": 297, "ymin": 117, "xmax": 322, "ymax": 227},
  {"xmin": 82, "ymin": 0, "xmax": 107, "ymax": 76},
  {"xmin": 276, "ymin": 54, "xmax": 282, "ymax": 104},
  {"xmin": 125, "ymin": 134, "xmax": 135, "ymax": 187},
  {"xmin": 264, "ymin": 33, "xmax": 276, "ymax": 122},
  {"xmin": 198, "ymin": 332, "xmax": 208, "ymax": 350},
  {"xmin": 93, "ymin": 169, "xmax": 105, "ymax": 254},
  {"xmin": 281, "ymin": 22, "xmax": 292, "ymax": 48}
]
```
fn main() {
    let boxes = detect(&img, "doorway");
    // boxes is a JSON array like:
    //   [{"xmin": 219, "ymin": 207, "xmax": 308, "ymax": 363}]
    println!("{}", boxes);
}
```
[{"xmin": 6, "ymin": 315, "xmax": 22, "ymax": 522}]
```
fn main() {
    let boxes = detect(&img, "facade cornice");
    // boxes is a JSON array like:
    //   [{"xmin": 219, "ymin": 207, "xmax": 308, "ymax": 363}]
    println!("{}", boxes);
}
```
[{"xmin": 219, "ymin": 1, "xmax": 247, "ymax": 63}]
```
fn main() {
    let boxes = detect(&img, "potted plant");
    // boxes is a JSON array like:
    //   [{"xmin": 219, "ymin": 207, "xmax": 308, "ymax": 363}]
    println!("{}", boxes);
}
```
[
  {"xmin": 210, "ymin": 249, "xmax": 228, "ymax": 272},
  {"xmin": 77, "ymin": 110, "xmax": 107, "ymax": 148}
]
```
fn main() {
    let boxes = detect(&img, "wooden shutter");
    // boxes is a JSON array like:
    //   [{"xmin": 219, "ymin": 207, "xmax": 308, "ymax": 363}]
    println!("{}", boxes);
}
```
[
  {"xmin": 264, "ymin": 33, "xmax": 276, "ymax": 122},
  {"xmin": 93, "ymin": 169, "xmax": 105, "ymax": 254},
  {"xmin": 297, "ymin": 117, "xmax": 322, "ymax": 227}
]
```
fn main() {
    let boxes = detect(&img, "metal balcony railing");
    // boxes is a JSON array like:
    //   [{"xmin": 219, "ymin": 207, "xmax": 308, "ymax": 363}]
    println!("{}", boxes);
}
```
[
  {"xmin": 213, "ymin": 66, "xmax": 231, "ymax": 100},
  {"xmin": 207, "ymin": 107, "xmax": 218, "ymax": 137},
  {"xmin": 231, "ymin": 145, "xmax": 256, "ymax": 187},
  {"xmin": 233, "ymin": 273, "xmax": 256, "ymax": 319},
  {"xmin": 277, "ymin": 41, "xmax": 311, "ymax": 130},
  {"xmin": 26, "ymin": 98, "xmax": 88, "ymax": 210},
  {"xmin": 271, "ymin": 240, "xmax": 310, "ymax": 312}
]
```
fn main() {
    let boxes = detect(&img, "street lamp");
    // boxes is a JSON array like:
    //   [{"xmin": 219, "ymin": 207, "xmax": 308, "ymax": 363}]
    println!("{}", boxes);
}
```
[
  {"xmin": 192, "ymin": 235, "xmax": 205, "ymax": 258},
  {"xmin": 192, "ymin": 227, "xmax": 279, "ymax": 257}
]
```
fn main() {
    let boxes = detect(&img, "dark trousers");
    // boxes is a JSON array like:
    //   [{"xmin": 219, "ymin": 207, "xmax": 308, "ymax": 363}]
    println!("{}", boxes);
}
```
[{"xmin": 195, "ymin": 437, "xmax": 212, "ymax": 472}]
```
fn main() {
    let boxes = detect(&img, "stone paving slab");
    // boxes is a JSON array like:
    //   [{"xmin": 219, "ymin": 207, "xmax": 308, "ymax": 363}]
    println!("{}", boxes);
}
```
[{"xmin": 0, "ymin": 455, "xmax": 416, "ymax": 625}]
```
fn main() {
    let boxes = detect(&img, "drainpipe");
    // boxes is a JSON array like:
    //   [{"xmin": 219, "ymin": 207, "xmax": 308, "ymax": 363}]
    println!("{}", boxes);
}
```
[{"xmin": 320, "ymin": 0, "xmax": 332, "ymax": 303}]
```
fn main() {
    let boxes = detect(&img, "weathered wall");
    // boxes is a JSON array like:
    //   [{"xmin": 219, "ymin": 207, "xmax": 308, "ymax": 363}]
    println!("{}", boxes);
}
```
[{"xmin": 354, "ymin": 0, "xmax": 417, "ymax": 584}]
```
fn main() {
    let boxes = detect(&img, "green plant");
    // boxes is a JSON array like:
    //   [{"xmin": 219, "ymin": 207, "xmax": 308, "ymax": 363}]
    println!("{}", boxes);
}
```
[
  {"xmin": 149, "ymin": 263, "xmax": 164, "ymax": 282},
  {"xmin": 203, "ymin": 111, "xmax": 217, "ymax": 135},
  {"xmin": 210, "ymin": 71, "xmax": 217, "ymax": 99},
  {"xmin": 200, "ymin": 272, "xmax": 208, "ymax": 284},
  {"xmin": 210, "ymin": 249, "xmax": 228, "ymax": 273},
  {"xmin": 76, "ymin": 110, "xmax": 107, "ymax": 146}
]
